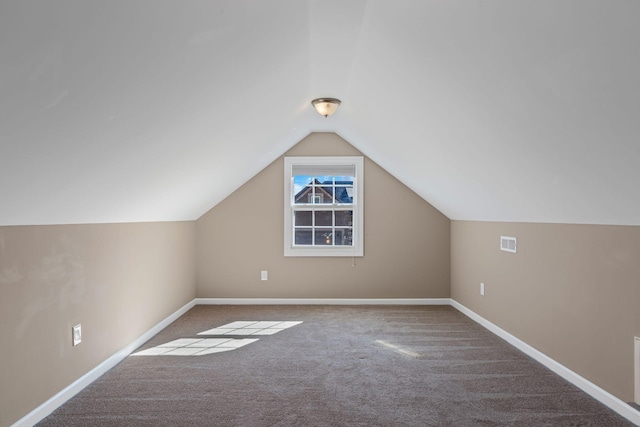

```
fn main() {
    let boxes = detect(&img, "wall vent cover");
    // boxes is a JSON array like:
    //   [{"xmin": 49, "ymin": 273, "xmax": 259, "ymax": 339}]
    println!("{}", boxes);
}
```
[
  {"xmin": 500, "ymin": 236, "xmax": 517, "ymax": 253},
  {"xmin": 635, "ymin": 336, "xmax": 640, "ymax": 405}
]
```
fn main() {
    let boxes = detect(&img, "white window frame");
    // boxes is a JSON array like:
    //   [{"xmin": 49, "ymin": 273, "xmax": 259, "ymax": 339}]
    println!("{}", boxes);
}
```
[{"xmin": 284, "ymin": 156, "xmax": 364, "ymax": 257}]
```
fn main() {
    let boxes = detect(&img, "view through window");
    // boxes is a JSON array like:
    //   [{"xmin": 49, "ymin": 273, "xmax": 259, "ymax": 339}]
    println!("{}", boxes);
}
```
[{"xmin": 284, "ymin": 157, "xmax": 363, "ymax": 257}]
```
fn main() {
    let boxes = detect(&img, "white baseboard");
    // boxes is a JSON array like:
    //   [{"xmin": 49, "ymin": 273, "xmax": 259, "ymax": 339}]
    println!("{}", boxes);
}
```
[
  {"xmin": 13, "ymin": 299, "xmax": 196, "ymax": 427},
  {"xmin": 195, "ymin": 297, "xmax": 451, "ymax": 305},
  {"xmin": 449, "ymin": 299, "xmax": 640, "ymax": 426}
]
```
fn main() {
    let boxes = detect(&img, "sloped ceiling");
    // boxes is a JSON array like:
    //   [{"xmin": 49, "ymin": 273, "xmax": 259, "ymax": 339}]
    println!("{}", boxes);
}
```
[{"xmin": 1, "ymin": 0, "xmax": 639, "ymax": 226}]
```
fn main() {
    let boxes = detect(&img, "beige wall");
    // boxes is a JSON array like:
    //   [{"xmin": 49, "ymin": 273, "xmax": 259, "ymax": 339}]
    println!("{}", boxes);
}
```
[
  {"xmin": 0, "ymin": 221, "xmax": 196, "ymax": 426},
  {"xmin": 196, "ymin": 133, "xmax": 450, "ymax": 299},
  {"xmin": 451, "ymin": 220, "xmax": 640, "ymax": 402}
]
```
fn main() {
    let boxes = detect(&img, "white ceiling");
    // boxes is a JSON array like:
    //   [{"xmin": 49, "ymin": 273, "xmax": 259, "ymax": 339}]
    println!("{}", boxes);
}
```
[{"xmin": 1, "ymin": 0, "xmax": 639, "ymax": 226}]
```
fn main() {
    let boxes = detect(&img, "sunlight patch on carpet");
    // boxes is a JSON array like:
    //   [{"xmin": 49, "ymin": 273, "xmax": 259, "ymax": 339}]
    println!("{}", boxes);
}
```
[
  {"xmin": 375, "ymin": 340, "xmax": 421, "ymax": 358},
  {"xmin": 131, "ymin": 321, "xmax": 302, "ymax": 356},
  {"xmin": 198, "ymin": 320, "xmax": 303, "ymax": 336}
]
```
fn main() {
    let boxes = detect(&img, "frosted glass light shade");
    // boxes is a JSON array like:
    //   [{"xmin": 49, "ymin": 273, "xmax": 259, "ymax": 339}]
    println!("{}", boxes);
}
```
[{"xmin": 311, "ymin": 98, "xmax": 341, "ymax": 117}]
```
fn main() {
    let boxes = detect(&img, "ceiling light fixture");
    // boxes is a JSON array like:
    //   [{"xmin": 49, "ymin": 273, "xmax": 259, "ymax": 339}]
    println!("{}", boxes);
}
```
[{"xmin": 311, "ymin": 98, "xmax": 341, "ymax": 117}]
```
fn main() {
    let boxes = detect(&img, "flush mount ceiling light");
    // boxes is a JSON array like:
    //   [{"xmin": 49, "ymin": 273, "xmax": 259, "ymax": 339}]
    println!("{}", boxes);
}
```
[{"xmin": 311, "ymin": 98, "xmax": 341, "ymax": 117}]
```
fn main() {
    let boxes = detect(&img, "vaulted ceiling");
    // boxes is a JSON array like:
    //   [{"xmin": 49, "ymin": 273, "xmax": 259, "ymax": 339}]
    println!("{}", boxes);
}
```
[{"xmin": 1, "ymin": 1, "xmax": 639, "ymax": 226}]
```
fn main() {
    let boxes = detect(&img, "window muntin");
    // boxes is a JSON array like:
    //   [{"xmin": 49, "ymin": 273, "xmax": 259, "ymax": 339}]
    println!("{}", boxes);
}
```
[{"xmin": 284, "ymin": 157, "xmax": 363, "ymax": 257}]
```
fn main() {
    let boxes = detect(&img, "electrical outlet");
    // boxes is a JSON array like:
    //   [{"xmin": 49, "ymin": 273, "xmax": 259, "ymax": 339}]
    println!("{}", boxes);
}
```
[
  {"xmin": 480, "ymin": 283, "xmax": 485, "ymax": 296},
  {"xmin": 72, "ymin": 324, "xmax": 82, "ymax": 346},
  {"xmin": 261, "ymin": 270, "xmax": 268, "ymax": 281}
]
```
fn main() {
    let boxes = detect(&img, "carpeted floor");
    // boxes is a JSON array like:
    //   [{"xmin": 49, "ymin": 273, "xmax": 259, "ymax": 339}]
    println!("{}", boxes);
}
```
[{"xmin": 38, "ymin": 305, "xmax": 636, "ymax": 426}]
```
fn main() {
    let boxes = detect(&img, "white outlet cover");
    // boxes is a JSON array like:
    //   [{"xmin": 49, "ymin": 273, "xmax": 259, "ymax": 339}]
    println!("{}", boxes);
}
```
[
  {"xmin": 261, "ymin": 271, "xmax": 268, "ymax": 281},
  {"xmin": 73, "ymin": 324, "xmax": 82, "ymax": 346}
]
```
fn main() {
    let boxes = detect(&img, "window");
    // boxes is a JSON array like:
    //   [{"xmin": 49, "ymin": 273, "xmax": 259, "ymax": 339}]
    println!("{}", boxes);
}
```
[{"xmin": 284, "ymin": 156, "xmax": 363, "ymax": 257}]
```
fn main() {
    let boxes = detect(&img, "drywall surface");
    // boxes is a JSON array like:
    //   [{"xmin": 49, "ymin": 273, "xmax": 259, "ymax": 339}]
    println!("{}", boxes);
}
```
[
  {"xmin": 451, "ymin": 220, "xmax": 640, "ymax": 402},
  {"xmin": 0, "ymin": 221, "xmax": 196, "ymax": 426},
  {"xmin": 197, "ymin": 133, "xmax": 450, "ymax": 299}
]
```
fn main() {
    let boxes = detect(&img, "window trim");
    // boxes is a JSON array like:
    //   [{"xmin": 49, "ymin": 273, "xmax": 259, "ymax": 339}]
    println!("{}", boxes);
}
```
[{"xmin": 284, "ymin": 156, "xmax": 364, "ymax": 257}]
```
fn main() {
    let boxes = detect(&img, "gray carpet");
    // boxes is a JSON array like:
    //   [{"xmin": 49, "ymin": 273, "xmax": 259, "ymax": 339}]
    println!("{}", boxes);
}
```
[{"xmin": 38, "ymin": 305, "xmax": 636, "ymax": 426}]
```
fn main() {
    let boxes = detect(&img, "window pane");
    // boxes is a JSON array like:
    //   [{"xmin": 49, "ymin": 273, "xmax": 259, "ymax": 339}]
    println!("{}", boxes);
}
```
[
  {"xmin": 294, "ymin": 211, "xmax": 312, "ymax": 226},
  {"xmin": 334, "ymin": 228, "xmax": 353, "ymax": 246},
  {"xmin": 334, "ymin": 185, "xmax": 353, "ymax": 203},
  {"xmin": 293, "ymin": 175, "xmax": 314, "ymax": 204},
  {"xmin": 294, "ymin": 229, "xmax": 312, "ymax": 245},
  {"xmin": 315, "ymin": 229, "xmax": 332, "ymax": 245},
  {"xmin": 315, "ymin": 211, "xmax": 332, "ymax": 226},
  {"xmin": 335, "ymin": 210, "xmax": 353, "ymax": 226},
  {"xmin": 294, "ymin": 191, "xmax": 313, "ymax": 204},
  {"xmin": 334, "ymin": 176, "xmax": 353, "ymax": 204},
  {"xmin": 317, "ymin": 181, "xmax": 334, "ymax": 204}
]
